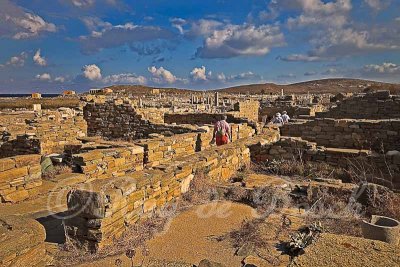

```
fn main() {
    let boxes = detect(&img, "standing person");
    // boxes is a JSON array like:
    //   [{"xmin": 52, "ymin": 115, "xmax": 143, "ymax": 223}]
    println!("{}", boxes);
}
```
[
  {"xmin": 271, "ymin": 112, "xmax": 283, "ymax": 124},
  {"xmin": 282, "ymin": 111, "xmax": 290, "ymax": 124},
  {"xmin": 212, "ymin": 115, "xmax": 231, "ymax": 146}
]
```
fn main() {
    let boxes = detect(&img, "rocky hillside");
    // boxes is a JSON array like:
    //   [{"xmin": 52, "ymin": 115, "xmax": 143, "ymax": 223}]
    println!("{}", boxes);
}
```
[
  {"xmin": 215, "ymin": 79, "xmax": 400, "ymax": 94},
  {"xmin": 104, "ymin": 79, "xmax": 400, "ymax": 95}
]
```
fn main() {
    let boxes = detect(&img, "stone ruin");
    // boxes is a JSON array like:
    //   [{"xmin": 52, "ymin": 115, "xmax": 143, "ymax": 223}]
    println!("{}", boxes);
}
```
[{"xmin": 0, "ymin": 90, "xmax": 399, "ymax": 266}]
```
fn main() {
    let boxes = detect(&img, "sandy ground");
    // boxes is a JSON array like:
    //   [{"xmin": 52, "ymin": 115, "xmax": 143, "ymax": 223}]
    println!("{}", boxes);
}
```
[
  {"xmin": 294, "ymin": 233, "xmax": 400, "ymax": 267},
  {"xmin": 75, "ymin": 201, "xmax": 256, "ymax": 267}
]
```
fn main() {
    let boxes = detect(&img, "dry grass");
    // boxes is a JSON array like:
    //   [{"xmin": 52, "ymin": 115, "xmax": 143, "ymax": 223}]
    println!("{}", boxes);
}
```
[
  {"xmin": 363, "ymin": 185, "xmax": 400, "ymax": 220},
  {"xmin": 253, "ymin": 159, "xmax": 349, "ymax": 181},
  {"xmin": 58, "ymin": 214, "xmax": 170, "ymax": 266},
  {"xmin": 228, "ymin": 219, "xmax": 268, "ymax": 249},
  {"xmin": 0, "ymin": 98, "xmax": 80, "ymax": 109}
]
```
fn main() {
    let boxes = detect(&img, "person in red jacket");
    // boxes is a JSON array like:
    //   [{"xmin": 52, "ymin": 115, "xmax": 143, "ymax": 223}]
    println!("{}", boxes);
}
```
[{"xmin": 212, "ymin": 115, "xmax": 231, "ymax": 146}]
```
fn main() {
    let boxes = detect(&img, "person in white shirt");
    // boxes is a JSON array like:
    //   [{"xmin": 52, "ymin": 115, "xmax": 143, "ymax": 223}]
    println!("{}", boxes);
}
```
[
  {"xmin": 282, "ymin": 111, "xmax": 290, "ymax": 124},
  {"xmin": 271, "ymin": 113, "xmax": 283, "ymax": 124}
]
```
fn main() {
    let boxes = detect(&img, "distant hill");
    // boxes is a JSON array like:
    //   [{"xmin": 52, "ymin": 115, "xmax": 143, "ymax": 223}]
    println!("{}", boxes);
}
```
[
  {"xmin": 103, "ymin": 79, "xmax": 400, "ymax": 95},
  {"xmin": 215, "ymin": 79, "xmax": 400, "ymax": 94}
]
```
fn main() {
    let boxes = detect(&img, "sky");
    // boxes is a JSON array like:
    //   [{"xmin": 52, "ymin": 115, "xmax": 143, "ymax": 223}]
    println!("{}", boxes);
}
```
[{"xmin": 0, "ymin": 0, "xmax": 399, "ymax": 93}]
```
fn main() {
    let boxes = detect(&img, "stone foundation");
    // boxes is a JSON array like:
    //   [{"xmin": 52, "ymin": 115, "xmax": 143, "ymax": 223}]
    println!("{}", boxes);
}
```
[
  {"xmin": 84, "ymin": 99, "xmax": 201, "ymax": 140},
  {"xmin": 316, "ymin": 91, "xmax": 400, "ymax": 119},
  {"xmin": 69, "ymin": 143, "xmax": 145, "ymax": 181},
  {"xmin": 0, "ymin": 109, "xmax": 87, "ymax": 157},
  {"xmin": 63, "ymin": 133, "xmax": 280, "ymax": 252},
  {"xmin": 0, "ymin": 154, "xmax": 42, "ymax": 203},
  {"xmin": 281, "ymin": 118, "xmax": 400, "ymax": 152},
  {"xmin": 250, "ymin": 137, "xmax": 400, "ymax": 189}
]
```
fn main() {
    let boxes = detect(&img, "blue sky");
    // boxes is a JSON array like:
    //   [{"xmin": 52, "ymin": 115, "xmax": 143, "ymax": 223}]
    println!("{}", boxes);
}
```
[{"xmin": 0, "ymin": 0, "xmax": 399, "ymax": 93}]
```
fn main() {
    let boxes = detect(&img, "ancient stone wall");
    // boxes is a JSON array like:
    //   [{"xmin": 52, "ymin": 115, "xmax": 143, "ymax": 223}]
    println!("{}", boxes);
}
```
[
  {"xmin": 231, "ymin": 100, "xmax": 260, "ymax": 122},
  {"xmin": 0, "ymin": 154, "xmax": 41, "ymax": 203},
  {"xmin": 0, "ymin": 135, "xmax": 41, "ymax": 158},
  {"xmin": 136, "ymin": 107, "xmax": 166, "ymax": 124},
  {"xmin": 30, "ymin": 112, "xmax": 87, "ymax": 154},
  {"xmin": 64, "ymin": 137, "xmax": 258, "ymax": 251},
  {"xmin": 0, "ymin": 112, "xmax": 35, "ymax": 138},
  {"xmin": 0, "ymin": 109, "xmax": 87, "ymax": 157},
  {"xmin": 316, "ymin": 91, "xmax": 400, "ymax": 119},
  {"xmin": 71, "ymin": 145, "xmax": 144, "ymax": 181},
  {"xmin": 135, "ymin": 133, "xmax": 199, "ymax": 167},
  {"xmin": 281, "ymin": 118, "xmax": 400, "ymax": 152},
  {"xmin": 164, "ymin": 113, "xmax": 222, "ymax": 125},
  {"xmin": 250, "ymin": 137, "xmax": 400, "ymax": 189},
  {"xmin": 84, "ymin": 99, "xmax": 197, "ymax": 140},
  {"xmin": 0, "ymin": 216, "xmax": 46, "ymax": 266}
]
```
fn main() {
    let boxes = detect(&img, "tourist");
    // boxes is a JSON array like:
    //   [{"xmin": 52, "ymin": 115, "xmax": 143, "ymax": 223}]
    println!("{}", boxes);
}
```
[
  {"xmin": 271, "ymin": 113, "xmax": 283, "ymax": 124},
  {"xmin": 282, "ymin": 111, "xmax": 290, "ymax": 124},
  {"xmin": 212, "ymin": 115, "xmax": 231, "ymax": 146}
]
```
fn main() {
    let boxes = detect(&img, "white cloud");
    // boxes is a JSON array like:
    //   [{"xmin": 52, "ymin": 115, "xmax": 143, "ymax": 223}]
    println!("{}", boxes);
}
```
[
  {"xmin": 35, "ymin": 73, "xmax": 51, "ymax": 81},
  {"xmin": 81, "ymin": 17, "xmax": 112, "ymax": 31},
  {"xmin": 69, "ymin": 0, "xmax": 95, "ymax": 7},
  {"xmin": 364, "ymin": 0, "xmax": 391, "ymax": 10},
  {"xmin": 304, "ymin": 71, "xmax": 317, "ymax": 76},
  {"xmin": 186, "ymin": 19, "xmax": 224, "ymax": 37},
  {"xmin": 170, "ymin": 18, "xmax": 186, "ymax": 34},
  {"xmin": 286, "ymin": 0, "xmax": 352, "ymax": 29},
  {"xmin": 227, "ymin": 71, "xmax": 260, "ymax": 81},
  {"xmin": 148, "ymin": 66, "xmax": 178, "ymax": 84},
  {"xmin": 79, "ymin": 22, "xmax": 175, "ymax": 54},
  {"xmin": 278, "ymin": 0, "xmax": 400, "ymax": 60},
  {"xmin": 322, "ymin": 68, "xmax": 338, "ymax": 75},
  {"xmin": 363, "ymin": 62, "xmax": 400, "ymax": 74},
  {"xmin": 102, "ymin": 73, "xmax": 147, "ymax": 84},
  {"xmin": 1, "ymin": 52, "xmax": 27, "ymax": 67},
  {"xmin": 33, "ymin": 49, "xmax": 47, "ymax": 66},
  {"xmin": 82, "ymin": 64, "xmax": 102, "ymax": 80},
  {"xmin": 190, "ymin": 66, "xmax": 208, "ymax": 81},
  {"xmin": 54, "ymin": 76, "xmax": 66, "ymax": 83},
  {"xmin": 277, "ymin": 54, "xmax": 328, "ymax": 62},
  {"xmin": 195, "ymin": 23, "xmax": 285, "ymax": 58},
  {"xmin": 0, "ymin": 0, "xmax": 56, "ymax": 39}
]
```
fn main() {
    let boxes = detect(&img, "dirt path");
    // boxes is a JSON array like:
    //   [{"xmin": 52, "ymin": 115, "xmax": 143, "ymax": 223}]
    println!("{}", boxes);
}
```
[{"xmin": 76, "ymin": 201, "xmax": 256, "ymax": 267}]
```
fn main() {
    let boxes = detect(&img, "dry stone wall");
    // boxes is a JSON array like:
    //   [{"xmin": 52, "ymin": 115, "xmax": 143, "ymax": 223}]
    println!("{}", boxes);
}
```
[
  {"xmin": 84, "ymin": 99, "xmax": 198, "ymax": 140},
  {"xmin": 316, "ymin": 91, "xmax": 400, "ymax": 119},
  {"xmin": 136, "ymin": 107, "xmax": 166, "ymax": 124},
  {"xmin": 281, "ymin": 118, "xmax": 400, "ymax": 152},
  {"xmin": 250, "ymin": 137, "xmax": 400, "ymax": 189},
  {"xmin": 70, "ymin": 145, "xmax": 144, "ymax": 181},
  {"xmin": 135, "ymin": 133, "xmax": 199, "ymax": 167},
  {"xmin": 0, "ymin": 109, "xmax": 87, "ymax": 157},
  {"xmin": 231, "ymin": 101, "xmax": 260, "ymax": 122},
  {"xmin": 64, "ymin": 132, "xmax": 281, "ymax": 251},
  {"xmin": 0, "ymin": 154, "xmax": 41, "ymax": 203}
]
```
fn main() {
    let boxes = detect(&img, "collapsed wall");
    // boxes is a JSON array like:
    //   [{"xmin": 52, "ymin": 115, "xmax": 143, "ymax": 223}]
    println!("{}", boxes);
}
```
[
  {"xmin": 281, "ymin": 118, "xmax": 400, "ymax": 152},
  {"xmin": 316, "ymin": 91, "xmax": 400, "ymax": 119}
]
